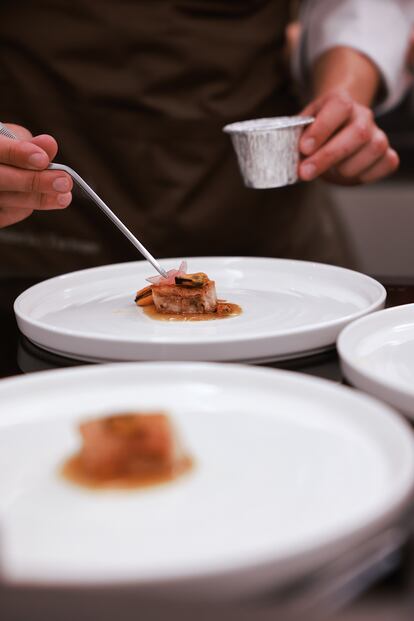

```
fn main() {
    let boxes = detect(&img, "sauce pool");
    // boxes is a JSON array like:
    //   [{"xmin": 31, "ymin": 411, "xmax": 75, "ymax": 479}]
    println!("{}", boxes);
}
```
[{"xmin": 61, "ymin": 454, "xmax": 193, "ymax": 490}]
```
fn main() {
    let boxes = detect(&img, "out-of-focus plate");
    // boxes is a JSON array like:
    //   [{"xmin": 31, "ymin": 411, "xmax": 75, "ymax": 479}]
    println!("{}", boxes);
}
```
[
  {"xmin": 338, "ymin": 303, "xmax": 414, "ymax": 419},
  {"xmin": 13, "ymin": 257, "xmax": 386, "ymax": 362},
  {"xmin": 0, "ymin": 362, "xmax": 413, "ymax": 600}
]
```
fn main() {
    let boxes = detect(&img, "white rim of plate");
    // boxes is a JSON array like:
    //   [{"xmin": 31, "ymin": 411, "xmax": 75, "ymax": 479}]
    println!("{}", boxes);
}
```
[
  {"xmin": 13, "ymin": 257, "xmax": 387, "ymax": 347},
  {"xmin": 338, "ymin": 303, "xmax": 414, "ymax": 409}
]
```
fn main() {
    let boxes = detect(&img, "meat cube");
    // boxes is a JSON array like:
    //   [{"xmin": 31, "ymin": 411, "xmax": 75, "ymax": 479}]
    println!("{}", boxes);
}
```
[
  {"xmin": 152, "ymin": 278, "xmax": 217, "ymax": 314},
  {"xmin": 78, "ymin": 412, "xmax": 182, "ymax": 478}
]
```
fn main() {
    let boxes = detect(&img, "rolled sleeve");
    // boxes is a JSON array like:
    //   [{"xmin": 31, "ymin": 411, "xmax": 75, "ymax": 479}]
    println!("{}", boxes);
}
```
[{"xmin": 297, "ymin": 0, "xmax": 413, "ymax": 113}]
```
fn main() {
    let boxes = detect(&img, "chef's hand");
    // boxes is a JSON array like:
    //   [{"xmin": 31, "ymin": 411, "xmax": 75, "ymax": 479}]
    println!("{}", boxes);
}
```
[
  {"xmin": 298, "ymin": 90, "xmax": 399, "ymax": 185},
  {"xmin": 0, "ymin": 124, "xmax": 72, "ymax": 228}
]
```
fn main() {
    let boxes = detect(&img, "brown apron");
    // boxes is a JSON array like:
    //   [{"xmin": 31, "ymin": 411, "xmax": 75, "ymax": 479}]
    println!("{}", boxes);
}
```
[{"xmin": 0, "ymin": 0, "xmax": 351, "ymax": 278}]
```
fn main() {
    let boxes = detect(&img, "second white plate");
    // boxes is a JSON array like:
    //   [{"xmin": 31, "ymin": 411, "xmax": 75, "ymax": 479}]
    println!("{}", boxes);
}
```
[
  {"xmin": 0, "ymin": 362, "xmax": 413, "ymax": 599},
  {"xmin": 338, "ymin": 303, "xmax": 414, "ymax": 419},
  {"xmin": 14, "ymin": 257, "xmax": 386, "ymax": 362}
]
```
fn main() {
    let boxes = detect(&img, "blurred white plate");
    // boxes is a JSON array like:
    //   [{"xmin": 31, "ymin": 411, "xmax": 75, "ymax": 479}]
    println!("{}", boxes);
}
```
[
  {"xmin": 338, "ymin": 303, "xmax": 414, "ymax": 419},
  {"xmin": 0, "ymin": 362, "xmax": 413, "ymax": 600},
  {"xmin": 14, "ymin": 258, "xmax": 385, "ymax": 363}
]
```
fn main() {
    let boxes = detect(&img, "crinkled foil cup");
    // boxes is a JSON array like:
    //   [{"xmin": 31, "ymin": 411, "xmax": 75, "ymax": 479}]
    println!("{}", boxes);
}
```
[{"xmin": 223, "ymin": 116, "xmax": 314, "ymax": 189}]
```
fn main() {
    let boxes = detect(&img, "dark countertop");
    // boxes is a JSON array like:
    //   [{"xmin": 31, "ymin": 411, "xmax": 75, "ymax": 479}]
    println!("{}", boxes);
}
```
[{"xmin": 1, "ymin": 277, "xmax": 414, "ymax": 620}]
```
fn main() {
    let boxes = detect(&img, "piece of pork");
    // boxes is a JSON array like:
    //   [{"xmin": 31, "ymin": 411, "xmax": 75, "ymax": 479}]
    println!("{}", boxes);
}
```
[
  {"xmin": 79, "ymin": 412, "xmax": 183, "ymax": 478},
  {"xmin": 152, "ymin": 277, "xmax": 217, "ymax": 314}
]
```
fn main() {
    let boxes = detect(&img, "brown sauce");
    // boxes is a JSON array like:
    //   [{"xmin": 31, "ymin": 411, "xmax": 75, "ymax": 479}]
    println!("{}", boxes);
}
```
[
  {"xmin": 143, "ymin": 301, "xmax": 242, "ymax": 322},
  {"xmin": 61, "ymin": 454, "xmax": 193, "ymax": 490}
]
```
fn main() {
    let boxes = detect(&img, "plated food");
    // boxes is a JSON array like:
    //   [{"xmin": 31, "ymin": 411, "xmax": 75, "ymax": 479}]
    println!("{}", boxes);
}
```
[
  {"xmin": 62, "ymin": 411, "xmax": 192, "ymax": 489},
  {"xmin": 0, "ymin": 362, "xmax": 413, "ymax": 598},
  {"xmin": 135, "ymin": 261, "xmax": 241, "ymax": 321},
  {"xmin": 14, "ymin": 257, "xmax": 386, "ymax": 362}
]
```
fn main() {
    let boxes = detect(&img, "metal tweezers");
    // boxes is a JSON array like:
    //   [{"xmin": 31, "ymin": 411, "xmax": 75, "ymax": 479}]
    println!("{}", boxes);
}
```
[{"xmin": 0, "ymin": 122, "xmax": 168, "ymax": 278}]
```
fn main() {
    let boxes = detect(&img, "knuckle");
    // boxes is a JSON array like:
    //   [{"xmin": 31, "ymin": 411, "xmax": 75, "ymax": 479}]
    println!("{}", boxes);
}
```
[
  {"xmin": 4, "ymin": 141, "xmax": 17, "ymax": 166},
  {"xmin": 334, "ymin": 89, "xmax": 350, "ymax": 104},
  {"xmin": 324, "ymin": 139, "xmax": 354, "ymax": 163},
  {"xmin": 361, "ymin": 107, "xmax": 374, "ymax": 122},
  {"xmin": 335, "ymin": 90, "xmax": 353, "ymax": 113},
  {"xmin": 25, "ymin": 171, "xmax": 41, "ymax": 193},
  {"xmin": 353, "ymin": 121, "xmax": 371, "ymax": 142},
  {"xmin": 3, "ymin": 140, "xmax": 27, "ymax": 167},
  {"xmin": 372, "ymin": 131, "xmax": 388, "ymax": 155}
]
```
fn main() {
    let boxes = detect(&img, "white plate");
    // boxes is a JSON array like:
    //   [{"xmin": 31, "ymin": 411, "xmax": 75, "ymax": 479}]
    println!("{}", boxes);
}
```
[
  {"xmin": 338, "ymin": 303, "xmax": 414, "ymax": 419},
  {"xmin": 0, "ymin": 362, "xmax": 413, "ymax": 600},
  {"xmin": 14, "ymin": 257, "xmax": 386, "ymax": 363}
]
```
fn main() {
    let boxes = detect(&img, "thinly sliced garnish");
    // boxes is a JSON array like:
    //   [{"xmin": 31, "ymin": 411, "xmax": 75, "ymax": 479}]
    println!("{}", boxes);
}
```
[{"xmin": 146, "ymin": 260, "xmax": 188, "ymax": 286}]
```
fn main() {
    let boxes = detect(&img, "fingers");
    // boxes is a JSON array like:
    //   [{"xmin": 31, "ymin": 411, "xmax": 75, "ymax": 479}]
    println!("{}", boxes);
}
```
[
  {"xmin": 3, "ymin": 124, "xmax": 33, "ymax": 140},
  {"xmin": 0, "ymin": 190, "xmax": 72, "ymax": 211},
  {"xmin": 299, "ymin": 108, "xmax": 375, "ymax": 180},
  {"xmin": 0, "ymin": 163, "xmax": 73, "ymax": 194},
  {"xmin": 30, "ymin": 134, "xmax": 59, "ymax": 162},
  {"xmin": 0, "ymin": 125, "xmax": 72, "ymax": 227},
  {"xmin": 1, "ymin": 125, "xmax": 58, "ymax": 161},
  {"xmin": 300, "ymin": 90, "xmax": 354, "ymax": 155},
  {"xmin": 335, "ymin": 129, "xmax": 389, "ymax": 178},
  {"xmin": 358, "ymin": 148, "xmax": 400, "ymax": 184},
  {"xmin": 297, "ymin": 89, "xmax": 399, "ymax": 185},
  {"xmin": 0, "ymin": 133, "xmax": 72, "ymax": 203},
  {"xmin": 0, "ymin": 134, "xmax": 50, "ymax": 170},
  {"xmin": 0, "ymin": 207, "xmax": 34, "ymax": 228}
]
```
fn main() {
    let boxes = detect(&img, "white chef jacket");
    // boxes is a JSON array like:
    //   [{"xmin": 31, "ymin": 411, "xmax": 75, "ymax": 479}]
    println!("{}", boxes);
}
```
[{"xmin": 300, "ymin": 0, "xmax": 413, "ymax": 113}]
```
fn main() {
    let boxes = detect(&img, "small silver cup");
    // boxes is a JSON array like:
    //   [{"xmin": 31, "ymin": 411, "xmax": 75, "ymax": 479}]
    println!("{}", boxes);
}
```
[{"xmin": 223, "ymin": 116, "xmax": 314, "ymax": 189}]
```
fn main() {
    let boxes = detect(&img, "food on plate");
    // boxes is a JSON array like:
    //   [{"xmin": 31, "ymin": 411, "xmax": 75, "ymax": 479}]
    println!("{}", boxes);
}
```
[
  {"xmin": 152, "ymin": 272, "xmax": 217, "ymax": 314},
  {"xmin": 62, "ymin": 412, "xmax": 192, "ymax": 489},
  {"xmin": 134, "ymin": 285, "xmax": 154, "ymax": 307},
  {"xmin": 135, "ymin": 260, "xmax": 241, "ymax": 320}
]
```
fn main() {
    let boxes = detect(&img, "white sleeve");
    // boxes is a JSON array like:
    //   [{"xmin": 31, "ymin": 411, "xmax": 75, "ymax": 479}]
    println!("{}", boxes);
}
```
[{"xmin": 296, "ymin": 0, "xmax": 413, "ymax": 114}]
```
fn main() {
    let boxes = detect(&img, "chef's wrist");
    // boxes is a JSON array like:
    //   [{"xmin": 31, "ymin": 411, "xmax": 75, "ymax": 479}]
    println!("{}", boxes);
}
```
[{"xmin": 310, "ymin": 46, "xmax": 381, "ymax": 108}]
